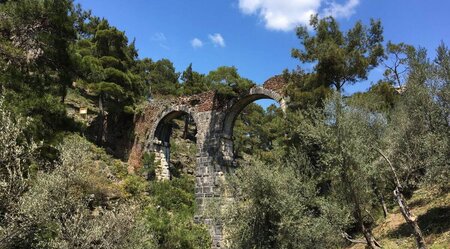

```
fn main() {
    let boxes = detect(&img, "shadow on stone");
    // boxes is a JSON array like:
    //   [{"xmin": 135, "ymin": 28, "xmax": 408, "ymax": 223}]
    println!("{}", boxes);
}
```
[{"xmin": 388, "ymin": 206, "xmax": 450, "ymax": 238}]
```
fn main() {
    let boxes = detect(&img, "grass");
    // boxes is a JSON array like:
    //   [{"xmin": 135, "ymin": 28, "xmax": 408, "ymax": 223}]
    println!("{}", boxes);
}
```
[{"xmin": 347, "ymin": 188, "xmax": 450, "ymax": 249}]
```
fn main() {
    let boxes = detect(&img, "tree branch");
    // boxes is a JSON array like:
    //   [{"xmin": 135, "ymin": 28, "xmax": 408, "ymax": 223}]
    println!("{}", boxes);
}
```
[
  {"xmin": 341, "ymin": 232, "xmax": 367, "ymax": 244},
  {"xmin": 374, "ymin": 148, "xmax": 402, "ymax": 188}
]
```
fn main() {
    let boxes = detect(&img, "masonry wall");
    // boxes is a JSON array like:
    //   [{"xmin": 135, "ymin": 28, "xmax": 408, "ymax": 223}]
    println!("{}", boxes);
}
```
[
  {"xmin": 128, "ymin": 77, "xmax": 287, "ymax": 248},
  {"xmin": 194, "ymin": 110, "xmax": 227, "ymax": 248}
]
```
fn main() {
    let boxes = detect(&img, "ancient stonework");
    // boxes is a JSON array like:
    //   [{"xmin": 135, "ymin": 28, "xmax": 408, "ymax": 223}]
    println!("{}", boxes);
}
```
[{"xmin": 127, "ymin": 76, "xmax": 288, "ymax": 248}]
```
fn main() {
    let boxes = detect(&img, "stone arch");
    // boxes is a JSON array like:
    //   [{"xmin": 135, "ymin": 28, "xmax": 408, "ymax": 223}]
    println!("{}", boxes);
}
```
[
  {"xmin": 132, "ymin": 77, "xmax": 289, "ymax": 248},
  {"xmin": 220, "ymin": 87, "xmax": 286, "ymax": 163},
  {"xmin": 149, "ymin": 105, "xmax": 197, "ymax": 180},
  {"xmin": 222, "ymin": 87, "xmax": 285, "ymax": 138}
]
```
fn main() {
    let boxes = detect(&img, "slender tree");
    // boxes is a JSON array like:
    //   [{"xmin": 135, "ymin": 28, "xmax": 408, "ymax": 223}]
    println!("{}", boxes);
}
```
[
  {"xmin": 383, "ymin": 42, "xmax": 415, "ymax": 88},
  {"xmin": 290, "ymin": 15, "xmax": 385, "ymax": 247}
]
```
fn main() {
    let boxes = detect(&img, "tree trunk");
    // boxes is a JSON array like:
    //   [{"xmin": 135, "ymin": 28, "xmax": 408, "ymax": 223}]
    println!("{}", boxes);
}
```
[
  {"xmin": 341, "ymin": 170, "xmax": 381, "ymax": 249},
  {"xmin": 376, "ymin": 149, "xmax": 427, "ymax": 249},
  {"xmin": 60, "ymin": 83, "xmax": 67, "ymax": 103},
  {"xmin": 183, "ymin": 115, "xmax": 189, "ymax": 139},
  {"xmin": 360, "ymin": 222, "xmax": 382, "ymax": 249},
  {"xmin": 342, "ymin": 232, "xmax": 368, "ymax": 245},
  {"xmin": 380, "ymin": 192, "xmax": 389, "ymax": 218},
  {"xmin": 353, "ymin": 188, "xmax": 382, "ymax": 249},
  {"xmin": 336, "ymin": 95, "xmax": 381, "ymax": 249},
  {"xmin": 373, "ymin": 182, "xmax": 389, "ymax": 218},
  {"xmin": 394, "ymin": 187, "xmax": 427, "ymax": 249},
  {"xmin": 97, "ymin": 94, "xmax": 105, "ymax": 146}
]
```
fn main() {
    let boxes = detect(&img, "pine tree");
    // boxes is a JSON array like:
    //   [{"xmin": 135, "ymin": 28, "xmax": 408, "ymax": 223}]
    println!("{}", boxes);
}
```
[
  {"xmin": 0, "ymin": 0, "xmax": 77, "ymax": 143},
  {"xmin": 74, "ymin": 18, "xmax": 144, "ymax": 145},
  {"xmin": 207, "ymin": 66, "xmax": 254, "ymax": 97},
  {"xmin": 180, "ymin": 63, "xmax": 209, "ymax": 95},
  {"xmin": 288, "ymin": 15, "xmax": 384, "ymax": 109}
]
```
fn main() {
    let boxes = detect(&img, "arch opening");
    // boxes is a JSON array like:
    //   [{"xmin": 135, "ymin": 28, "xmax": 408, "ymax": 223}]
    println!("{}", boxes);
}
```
[
  {"xmin": 153, "ymin": 110, "xmax": 198, "ymax": 180},
  {"xmin": 221, "ymin": 89, "xmax": 284, "ymax": 164}
]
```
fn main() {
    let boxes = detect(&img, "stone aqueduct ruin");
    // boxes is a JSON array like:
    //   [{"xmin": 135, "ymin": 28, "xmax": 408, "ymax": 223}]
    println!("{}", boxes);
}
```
[{"xmin": 127, "ymin": 75, "xmax": 288, "ymax": 247}]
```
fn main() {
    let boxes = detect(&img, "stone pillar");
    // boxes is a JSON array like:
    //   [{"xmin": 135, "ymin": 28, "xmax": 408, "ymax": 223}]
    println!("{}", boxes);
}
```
[
  {"xmin": 153, "ymin": 141, "xmax": 171, "ymax": 180},
  {"xmin": 220, "ymin": 135, "xmax": 235, "ymax": 166},
  {"xmin": 193, "ymin": 111, "xmax": 225, "ymax": 248}
]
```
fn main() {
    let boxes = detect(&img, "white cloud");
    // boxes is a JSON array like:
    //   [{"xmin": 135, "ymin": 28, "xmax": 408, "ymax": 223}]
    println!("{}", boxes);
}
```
[
  {"xmin": 159, "ymin": 44, "xmax": 170, "ymax": 50},
  {"xmin": 322, "ymin": 0, "xmax": 359, "ymax": 18},
  {"xmin": 208, "ymin": 33, "xmax": 226, "ymax": 47},
  {"xmin": 191, "ymin": 38, "xmax": 204, "ymax": 48},
  {"xmin": 238, "ymin": 0, "xmax": 360, "ymax": 31},
  {"xmin": 150, "ymin": 32, "xmax": 170, "ymax": 49},
  {"xmin": 151, "ymin": 32, "xmax": 166, "ymax": 41}
]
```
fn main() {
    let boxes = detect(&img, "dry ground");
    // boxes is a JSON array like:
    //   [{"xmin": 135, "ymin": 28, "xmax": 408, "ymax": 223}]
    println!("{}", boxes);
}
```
[{"xmin": 347, "ymin": 188, "xmax": 450, "ymax": 249}]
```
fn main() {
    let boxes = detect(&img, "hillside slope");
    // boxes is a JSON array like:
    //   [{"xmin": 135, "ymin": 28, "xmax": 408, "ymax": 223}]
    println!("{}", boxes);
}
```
[{"xmin": 347, "ymin": 189, "xmax": 450, "ymax": 249}]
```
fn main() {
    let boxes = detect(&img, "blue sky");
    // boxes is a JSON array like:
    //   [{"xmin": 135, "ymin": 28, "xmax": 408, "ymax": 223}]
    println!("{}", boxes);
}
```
[{"xmin": 76, "ymin": 0, "xmax": 450, "ymax": 97}]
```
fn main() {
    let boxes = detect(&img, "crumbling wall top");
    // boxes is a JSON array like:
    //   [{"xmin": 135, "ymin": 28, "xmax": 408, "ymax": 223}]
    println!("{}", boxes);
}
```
[
  {"xmin": 128, "ymin": 75, "xmax": 288, "ymax": 169},
  {"xmin": 263, "ymin": 75, "xmax": 286, "ymax": 94}
]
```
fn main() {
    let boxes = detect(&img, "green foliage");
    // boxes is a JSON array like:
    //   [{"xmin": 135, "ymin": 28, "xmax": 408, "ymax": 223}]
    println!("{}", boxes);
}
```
[
  {"xmin": 180, "ymin": 63, "xmax": 210, "ymax": 95},
  {"xmin": 382, "ymin": 44, "xmax": 450, "ymax": 190},
  {"xmin": 0, "ymin": 134, "xmax": 155, "ymax": 249},
  {"xmin": 138, "ymin": 58, "xmax": 180, "ymax": 96},
  {"xmin": 74, "ymin": 18, "xmax": 144, "ymax": 111},
  {"xmin": 149, "ymin": 176, "xmax": 195, "ymax": 213},
  {"xmin": 207, "ymin": 66, "xmax": 255, "ymax": 97},
  {"xmin": 284, "ymin": 69, "xmax": 332, "ymax": 110},
  {"xmin": 1, "ymin": 2, "xmax": 449, "ymax": 248},
  {"xmin": 348, "ymin": 81, "xmax": 399, "ymax": 112},
  {"xmin": 142, "ymin": 176, "xmax": 211, "ymax": 249},
  {"xmin": 224, "ymin": 157, "xmax": 349, "ymax": 249},
  {"xmin": 383, "ymin": 42, "xmax": 416, "ymax": 87},
  {"xmin": 284, "ymin": 105, "xmax": 333, "ymax": 178},
  {"xmin": 124, "ymin": 174, "xmax": 149, "ymax": 196},
  {"xmin": 288, "ymin": 92, "xmax": 389, "ymax": 236},
  {"xmin": 233, "ymin": 103, "xmax": 284, "ymax": 162},
  {"xmin": 0, "ymin": 0, "xmax": 78, "ymax": 142},
  {"xmin": 134, "ymin": 119, "xmax": 210, "ymax": 249},
  {"xmin": 142, "ymin": 152, "xmax": 157, "ymax": 180},
  {"xmin": 292, "ymin": 15, "xmax": 384, "ymax": 91},
  {"xmin": 0, "ymin": 97, "xmax": 36, "ymax": 220},
  {"xmin": 69, "ymin": 15, "xmax": 149, "ymax": 146},
  {"xmin": 288, "ymin": 15, "xmax": 384, "ymax": 109}
]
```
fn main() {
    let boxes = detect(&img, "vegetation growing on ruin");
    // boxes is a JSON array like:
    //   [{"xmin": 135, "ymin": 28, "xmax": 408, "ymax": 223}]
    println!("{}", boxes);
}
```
[{"xmin": 0, "ymin": 1, "xmax": 448, "ymax": 248}]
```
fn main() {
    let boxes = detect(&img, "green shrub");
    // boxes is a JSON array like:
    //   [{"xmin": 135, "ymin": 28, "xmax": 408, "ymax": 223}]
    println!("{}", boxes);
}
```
[{"xmin": 142, "ymin": 176, "xmax": 210, "ymax": 249}]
